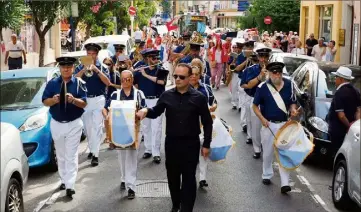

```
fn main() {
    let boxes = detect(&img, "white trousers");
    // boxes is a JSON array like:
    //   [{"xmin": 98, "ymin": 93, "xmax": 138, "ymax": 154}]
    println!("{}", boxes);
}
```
[
  {"xmin": 143, "ymin": 98, "xmax": 163, "ymax": 156},
  {"xmin": 83, "ymin": 95, "xmax": 105, "ymax": 157},
  {"xmin": 118, "ymin": 149, "xmax": 138, "ymax": 191},
  {"xmin": 239, "ymin": 87, "xmax": 249, "ymax": 128},
  {"xmin": 250, "ymin": 104, "xmax": 262, "ymax": 153},
  {"xmin": 261, "ymin": 122, "xmax": 290, "ymax": 187},
  {"xmin": 230, "ymin": 73, "xmax": 239, "ymax": 107},
  {"xmin": 245, "ymin": 96, "xmax": 253, "ymax": 139},
  {"xmin": 50, "ymin": 118, "xmax": 83, "ymax": 189},
  {"xmin": 166, "ymin": 61, "xmax": 175, "ymax": 85}
]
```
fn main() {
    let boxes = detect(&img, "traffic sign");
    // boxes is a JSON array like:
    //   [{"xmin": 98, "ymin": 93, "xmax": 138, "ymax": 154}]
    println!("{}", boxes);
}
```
[
  {"xmin": 128, "ymin": 6, "xmax": 136, "ymax": 16},
  {"xmin": 264, "ymin": 16, "xmax": 272, "ymax": 25}
]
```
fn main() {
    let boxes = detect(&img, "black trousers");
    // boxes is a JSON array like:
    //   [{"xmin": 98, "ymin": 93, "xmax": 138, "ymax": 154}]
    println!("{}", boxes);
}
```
[
  {"xmin": 8, "ymin": 57, "xmax": 22, "ymax": 70},
  {"xmin": 165, "ymin": 136, "xmax": 200, "ymax": 212}
]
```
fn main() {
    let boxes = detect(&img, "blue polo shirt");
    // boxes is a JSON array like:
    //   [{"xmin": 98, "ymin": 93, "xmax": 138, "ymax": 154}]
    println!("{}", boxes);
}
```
[
  {"xmin": 236, "ymin": 53, "xmax": 247, "ymax": 78},
  {"xmin": 107, "ymin": 71, "xmax": 121, "ymax": 100},
  {"xmin": 74, "ymin": 60, "xmax": 110, "ymax": 96},
  {"xmin": 173, "ymin": 45, "xmax": 185, "ymax": 53},
  {"xmin": 196, "ymin": 83, "xmax": 216, "ymax": 106},
  {"xmin": 133, "ymin": 64, "xmax": 167, "ymax": 97},
  {"xmin": 104, "ymin": 87, "xmax": 147, "ymax": 110},
  {"xmin": 201, "ymin": 74, "xmax": 211, "ymax": 86},
  {"xmin": 241, "ymin": 64, "xmax": 261, "ymax": 97},
  {"xmin": 42, "ymin": 76, "xmax": 87, "ymax": 122},
  {"xmin": 253, "ymin": 78, "xmax": 297, "ymax": 122}
]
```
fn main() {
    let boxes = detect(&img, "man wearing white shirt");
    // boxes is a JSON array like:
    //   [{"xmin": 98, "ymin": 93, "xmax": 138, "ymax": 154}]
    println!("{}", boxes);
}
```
[
  {"xmin": 4, "ymin": 34, "xmax": 27, "ymax": 70},
  {"xmin": 291, "ymin": 41, "xmax": 306, "ymax": 55},
  {"xmin": 311, "ymin": 38, "xmax": 326, "ymax": 61},
  {"xmin": 134, "ymin": 27, "xmax": 143, "ymax": 43}
]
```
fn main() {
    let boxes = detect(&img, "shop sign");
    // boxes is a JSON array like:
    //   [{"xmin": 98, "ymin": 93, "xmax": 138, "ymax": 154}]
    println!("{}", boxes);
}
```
[{"xmin": 339, "ymin": 29, "xmax": 345, "ymax": 46}]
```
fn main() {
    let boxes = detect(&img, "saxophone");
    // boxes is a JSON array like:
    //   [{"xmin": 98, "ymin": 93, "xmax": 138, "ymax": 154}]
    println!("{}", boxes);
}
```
[{"xmin": 226, "ymin": 53, "xmax": 238, "ymax": 86}]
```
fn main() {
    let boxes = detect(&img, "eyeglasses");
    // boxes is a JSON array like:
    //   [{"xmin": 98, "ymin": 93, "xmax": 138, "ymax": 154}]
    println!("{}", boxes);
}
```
[
  {"xmin": 121, "ymin": 77, "xmax": 132, "ymax": 83},
  {"xmin": 192, "ymin": 72, "xmax": 200, "ymax": 76},
  {"xmin": 173, "ymin": 74, "xmax": 188, "ymax": 80}
]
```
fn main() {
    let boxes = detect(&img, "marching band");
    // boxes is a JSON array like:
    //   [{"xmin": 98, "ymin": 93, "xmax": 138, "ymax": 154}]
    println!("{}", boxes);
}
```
[{"xmin": 41, "ymin": 31, "xmax": 313, "ymax": 211}]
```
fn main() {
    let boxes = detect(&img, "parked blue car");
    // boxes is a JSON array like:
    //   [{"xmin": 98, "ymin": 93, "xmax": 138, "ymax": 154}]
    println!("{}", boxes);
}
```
[{"xmin": 0, "ymin": 67, "xmax": 60, "ymax": 171}]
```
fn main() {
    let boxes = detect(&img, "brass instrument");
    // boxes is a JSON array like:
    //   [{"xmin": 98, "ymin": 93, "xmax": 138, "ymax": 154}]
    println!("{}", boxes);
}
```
[
  {"xmin": 226, "ymin": 52, "xmax": 240, "ymax": 86},
  {"xmin": 80, "ymin": 56, "xmax": 94, "ymax": 77},
  {"xmin": 174, "ymin": 32, "xmax": 203, "ymax": 66},
  {"xmin": 84, "ymin": 66, "xmax": 93, "ymax": 77},
  {"xmin": 132, "ymin": 49, "xmax": 143, "ymax": 64}
]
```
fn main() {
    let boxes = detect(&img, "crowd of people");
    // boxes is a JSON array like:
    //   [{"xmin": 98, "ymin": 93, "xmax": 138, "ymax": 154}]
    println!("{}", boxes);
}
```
[{"xmin": 40, "ymin": 27, "xmax": 360, "ymax": 212}]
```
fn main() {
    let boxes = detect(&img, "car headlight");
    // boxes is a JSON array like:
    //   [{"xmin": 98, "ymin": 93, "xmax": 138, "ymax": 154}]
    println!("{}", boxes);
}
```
[
  {"xmin": 308, "ymin": 116, "xmax": 329, "ymax": 133},
  {"xmin": 19, "ymin": 113, "xmax": 48, "ymax": 132}
]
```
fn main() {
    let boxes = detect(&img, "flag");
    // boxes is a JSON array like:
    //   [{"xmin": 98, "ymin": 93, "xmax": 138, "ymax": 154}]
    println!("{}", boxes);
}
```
[
  {"xmin": 166, "ymin": 16, "xmax": 180, "ymax": 31},
  {"xmin": 197, "ymin": 22, "xmax": 206, "ymax": 34}
]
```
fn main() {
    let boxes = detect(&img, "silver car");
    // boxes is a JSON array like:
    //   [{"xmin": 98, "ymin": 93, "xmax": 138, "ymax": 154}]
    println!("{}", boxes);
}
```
[{"xmin": 332, "ymin": 119, "xmax": 360, "ymax": 210}]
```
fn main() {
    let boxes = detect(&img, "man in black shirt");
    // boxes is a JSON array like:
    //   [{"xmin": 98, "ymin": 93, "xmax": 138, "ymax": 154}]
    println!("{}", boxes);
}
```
[
  {"xmin": 136, "ymin": 63, "xmax": 213, "ymax": 212},
  {"xmin": 327, "ymin": 66, "xmax": 361, "ymax": 155},
  {"xmin": 305, "ymin": 33, "xmax": 318, "ymax": 56}
]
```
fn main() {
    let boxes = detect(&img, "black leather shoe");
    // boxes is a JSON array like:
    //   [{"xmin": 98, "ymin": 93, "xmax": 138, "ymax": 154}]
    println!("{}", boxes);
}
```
[
  {"xmin": 253, "ymin": 152, "xmax": 261, "ymax": 159},
  {"xmin": 141, "ymin": 136, "xmax": 144, "ymax": 142},
  {"xmin": 170, "ymin": 207, "xmax": 180, "ymax": 212},
  {"xmin": 262, "ymin": 179, "xmax": 271, "ymax": 185},
  {"xmin": 242, "ymin": 125, "xmax": 247, "ymax": 133},
  {"xmin": 153, "ymin": 156, "xmax": 161, "ymax": 164},
  {"xmin": 199, "ymin": 180, "xmax": 208, "ymax": 188},
  {"xmin": 80, "ymin": 132, "xmax": 86, "ymax": 141},
  {"xmin": 87, "ymin": 153, "xmax": 93, "ymax": 159},
  {"xmin": 246, "ymin": 138, "xmax": 252, "ymax": 144},
  {"xmin": 91, "ymin": 156, "xmax": 99, "ymax": 166},
  {"xmin": 238, "ymin": 108, "xmax": 241, "ymax": 112},
  {"xmin": 143, "ymin": 153, "xmax": 152, "ymax": 159},
  {"xmin": 59, "ymin": 183, "xmax": 66, "ymax": 190},
  {"xmin": 281, "ymin": 186, "xmax": 291, "ymax": 193},
  {"xmin": 120, "ymin": 182, "xmax": 126, "ymax": 190},
  {"xmin": 127, "ymin": 189, "xmax": 135, "ymax": 199},
  {"xmin": 232, "ymin": 106, "xmax": 237, "ymax": 110},
  {"xmin": 66, "ymin": 189, "xmax": 75, "ymax": 198}
]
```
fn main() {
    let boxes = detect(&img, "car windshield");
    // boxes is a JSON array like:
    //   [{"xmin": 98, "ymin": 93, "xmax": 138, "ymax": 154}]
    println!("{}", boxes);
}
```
[
  {"xmin": 283, "ymin": 57, "xmax": 311, "ymax": 76},
  {"xmin": 0, "ymin": 77, "xmax": 46, "ymax": 110}
]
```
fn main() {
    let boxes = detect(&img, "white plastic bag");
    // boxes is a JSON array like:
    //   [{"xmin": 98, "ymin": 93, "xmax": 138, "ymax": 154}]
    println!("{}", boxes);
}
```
[{"xmin": 209, "ymin": 117, "xmax": 235, "ymax": 162}]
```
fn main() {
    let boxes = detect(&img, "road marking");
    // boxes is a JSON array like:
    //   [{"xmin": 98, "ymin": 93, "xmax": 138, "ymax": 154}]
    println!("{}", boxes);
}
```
[
  {"xmin": 33, "ymin": 183, "xmax": 62, "ymax": 212},
  {"xmin": 290, "ymin": 188, "xmax": 302, "ymax": 193},
  {"xmin": 314, "ymin": 194, "xmax": 327, "ymax": 206}
]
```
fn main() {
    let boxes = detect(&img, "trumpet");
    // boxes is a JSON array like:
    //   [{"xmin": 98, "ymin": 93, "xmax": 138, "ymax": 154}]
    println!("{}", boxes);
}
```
[{"xmin": 84, "ymin": 66, "xmax": 93, "ymax": 77}]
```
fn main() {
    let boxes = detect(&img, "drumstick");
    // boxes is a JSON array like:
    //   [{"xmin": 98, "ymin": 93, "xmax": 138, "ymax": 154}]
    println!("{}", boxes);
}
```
[{"xmin": 267, "ymin": 126, "xmax": 277, "ymax": 139}]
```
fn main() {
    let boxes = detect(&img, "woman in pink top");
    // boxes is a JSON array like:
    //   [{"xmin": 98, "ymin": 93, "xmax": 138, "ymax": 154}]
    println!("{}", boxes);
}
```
[{"xmin": 211, "ymin": 39, "xmax": 228, "ymax": 89}]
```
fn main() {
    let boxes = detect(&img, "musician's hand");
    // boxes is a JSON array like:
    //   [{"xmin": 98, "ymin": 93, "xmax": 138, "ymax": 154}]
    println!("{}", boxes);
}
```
[
  {"xmin": 90, "ymin": 64, "xmax": 98, "ymax": 73},
  {"xmin": 52, "ymin": 94, "xmax": 60, "ymax": 104},
  {"xmin": 136, "ymin": 108, "xmax": 148, "ymax": 120},
  {"xmin": 261, "ymin": 118, "xmax": 269, "ymax": 128},
  {"xmin": 140, "ymin": 68, "xmax": 147, "ymax": 77},
  {"xmin": 201, "ymin": 147, "xmax": 210, "ymax": 159},
  {"xmin": 66, "ymin": 93, "xmax": 75, "ymax": 103},
  {"xmin": 290, "ymin": 107, "xmax": 301, "ymax": 118}
]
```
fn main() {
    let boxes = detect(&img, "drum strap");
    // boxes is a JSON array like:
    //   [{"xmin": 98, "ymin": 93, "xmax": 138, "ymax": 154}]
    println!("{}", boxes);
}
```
[
  {"xmin": 266, "ymin": 83, "xmax": 287, "ymax": 114},
  {"xmin": 115, "ymin": 87, "xmax": 139, "ymax": 101}
]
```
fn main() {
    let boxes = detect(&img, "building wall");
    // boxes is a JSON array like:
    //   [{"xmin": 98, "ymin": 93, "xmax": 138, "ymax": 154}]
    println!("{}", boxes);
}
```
[
  {"xmin": 211, "ymin": 0, "xmax": 244, "ymax": 29},
  {"xmin": 352, "ymin": 0, "xmax": 360, "ymax": 65},
  {"xmin": 0, "ymin": 22, "xmax": 61, "ymax": 71}
]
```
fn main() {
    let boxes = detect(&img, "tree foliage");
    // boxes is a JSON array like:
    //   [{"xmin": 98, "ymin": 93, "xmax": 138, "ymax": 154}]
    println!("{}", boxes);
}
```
[
  {"xmin": 160, "ymin": 0, "xmax": 171, "ymax": 15},
  {"xmin": 28, "ymin": 0, "xmax": 68, "ymax": 66},
  {"xmin": 0, "ymin": 0, "xmax": 27, "ymax": 41},
  {"xmin": 134, "ymin": 0, "xmax": 157, "ymax": 28},
  {"xmin": 238, "ymin": 0, "xmax": 300, "ymax": 32}
]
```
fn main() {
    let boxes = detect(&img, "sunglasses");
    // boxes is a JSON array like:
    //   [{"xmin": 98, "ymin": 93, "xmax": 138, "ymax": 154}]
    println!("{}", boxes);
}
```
[
  {"xmin": 104, "ymin": 63, "xmax": 112, "ymax": 66},
  {"xmin": 121, "ymin": 77, "xmax": 132, "ymax": 83},
  {"xmin": 173, "ymin": 74, "xmax": 188, "ymax": 80}
]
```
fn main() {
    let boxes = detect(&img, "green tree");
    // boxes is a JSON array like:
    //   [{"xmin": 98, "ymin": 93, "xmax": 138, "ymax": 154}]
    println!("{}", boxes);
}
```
[
  {"xmin": 134, "ymin": 0, "xmax": 157, "ymax": 28},
  {"xmin": 0, "ymin": 0, "xmax": 27, "ymax": 41},
  {"xmin": 28, "ymin": 0, "xmax": 68, "ymax": 66},
  {"xmin": 238, "ymin": 0, "xmax": 300, "ymax": 33}
]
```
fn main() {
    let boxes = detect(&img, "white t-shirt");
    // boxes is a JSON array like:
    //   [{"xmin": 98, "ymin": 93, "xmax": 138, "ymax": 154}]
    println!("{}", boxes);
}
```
[
  {"xmin": 6, "ymin": 41, "xmax": 24, "ymax": 58},
  {"xmin": 134, "ymin": 30, "xmax": 143, "ymax": 40},
  {"xmin": 311, "ymin": 44, "xmax": 325, "ymax": 61},
  {"xmin": 215, "ymin": 50, "xmax": 222, "ymax": 63},
  {"xmin": 291, "ymin": 48, "xmax": 305, "ymax": 55}
]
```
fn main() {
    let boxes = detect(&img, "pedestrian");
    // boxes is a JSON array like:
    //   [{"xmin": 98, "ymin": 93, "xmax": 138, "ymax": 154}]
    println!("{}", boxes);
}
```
[
  {"xmin": 136, "ymin": 63, "xmax": 213, "ymax": 212},
  {"xmin": 241, "ymin": 47, "xmax": 272, "ymax": 158},
  {"xmin": 210, "ymin": 39, "xmax": 227, "ymax": 89},
  {"xmin": 103, "ymin": 70, "xmax": 147, "ymax": 199},
  {"xmin": 133, "ymin": 49, "xmax": 168, "ymax": 164},
  {"xmin": 102, "ymin": 57, "xmax": 121, "ymax": 148},
  {"xmin": 74, "ymin": 43, "xmax": 111, "ymax": 166},
  {"xmin": 42, "ymin": 56, "xmax": 87, "ymax": 198},
  {"xmin": 111, "ymin": 44, "xmax": 126, "ymax": 64},
  {"xmin": 326, "ymin": 67, "xmax": 361, "ymax": 156},
  {"xmin": 190, "ymin": 58, "xmax": 210, "ymax": 86},
  {"xmin": 325, "ymin": 40, "xmax": 337, "ymax": 62},
  {"xmin": 305, "ymin": 33, "xmax": 318, "ymax": 56},
  {"xmin": 291, "ymin": 41, "xmax": 306, "ymax": 55},
  {"xmin": 4, "ymin": 34, "xmax": 27, "ymax": 70},
  {"xmin": 311, "ymin": 38, "xmax": 326, "ymax": 61},
  {"xmin": 189, "ymin": 63, "xmax": 217, "ymax": 189},
  {"xmin": 252, "ymin": 61, "xmax": 300, "ymax": 193}
]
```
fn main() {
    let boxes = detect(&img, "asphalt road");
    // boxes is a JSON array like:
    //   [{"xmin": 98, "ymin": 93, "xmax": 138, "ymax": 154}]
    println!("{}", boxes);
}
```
[{"xmin": 24, "ymin": 84, "xmax": 340, "ymax": 212}]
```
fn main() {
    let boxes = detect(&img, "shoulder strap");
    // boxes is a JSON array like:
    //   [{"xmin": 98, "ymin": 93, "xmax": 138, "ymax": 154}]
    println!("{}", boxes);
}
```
[
  {"xmin": 116, "ymin": 89, "xmax": 121, "ymax": 101},
  {"xmin": 266, "ymin": 83, "xmax": 287, "ymax": 114}
]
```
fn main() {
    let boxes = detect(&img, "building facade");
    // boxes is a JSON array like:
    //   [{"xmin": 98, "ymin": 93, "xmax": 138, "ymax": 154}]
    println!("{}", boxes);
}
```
[
  {"xmin": 211, "ymin": 0, "xmax": 245, "ymax": 29},
  {"xmin": 299, "ymin": 0, "xmax": 360, "ymax": 65}
]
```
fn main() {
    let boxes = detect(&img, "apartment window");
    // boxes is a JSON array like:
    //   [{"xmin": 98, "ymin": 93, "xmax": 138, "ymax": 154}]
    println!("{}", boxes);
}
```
[
  {"xmin": 319, "ymin": 5, "xmax": 333, "ymax": 41},
  {"xmin": 304, "ymin": 7, "xmax": 309, "ymax": 43}
]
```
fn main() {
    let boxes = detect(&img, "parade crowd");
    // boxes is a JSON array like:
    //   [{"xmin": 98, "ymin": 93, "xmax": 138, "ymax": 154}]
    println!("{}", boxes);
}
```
[{"xmin": 40, "ymin": 27, "xmax": 360, "ymax": 212}]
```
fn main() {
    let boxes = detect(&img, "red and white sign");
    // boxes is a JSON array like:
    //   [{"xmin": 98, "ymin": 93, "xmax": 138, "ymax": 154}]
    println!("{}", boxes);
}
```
[
  {"xmin": 128, "ymin": 6, "xmax": 136, "ymax": 16},
  {"xmin": 264, "ymin": 16, "xmax": 272, "ymax": 25}
]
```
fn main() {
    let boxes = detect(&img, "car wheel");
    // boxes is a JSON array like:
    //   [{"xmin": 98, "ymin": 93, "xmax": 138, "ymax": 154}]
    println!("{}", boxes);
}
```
[
  {"xmin": 332, "ymin": 160, "xmax": 354, "ymax": 210},
  {"xmin": 47, "ymin": 140, "xmax": 58, "ymax": 172},
  {"xmin": 5, "ymin": 178, "xmax": 24, "ymax": 212}
]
